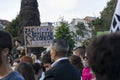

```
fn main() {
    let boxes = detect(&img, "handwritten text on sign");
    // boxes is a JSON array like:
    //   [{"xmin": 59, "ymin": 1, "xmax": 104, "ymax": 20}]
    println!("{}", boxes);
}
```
[{"xmin": 24, "ymin": 26, "xmax": 54, "ymax": 47}]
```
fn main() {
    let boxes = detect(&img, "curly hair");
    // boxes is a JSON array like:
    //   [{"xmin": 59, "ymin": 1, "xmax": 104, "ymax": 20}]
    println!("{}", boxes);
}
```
[{"xmin": 87, "ymin": 32, "xmax": 120, "ymax": 80}]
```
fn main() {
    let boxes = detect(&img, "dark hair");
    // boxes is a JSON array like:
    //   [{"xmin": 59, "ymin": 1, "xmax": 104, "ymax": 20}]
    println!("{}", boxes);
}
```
[
  {"xmin": 73, "ymin": 46, "xmax": 86, "ymax": 57},
  {"xmin": 51, "ymin": 38, "xmax": 69, "ymax": 56},
  {"xmin": 87, "ymin": 32, "xmax": 120, "ymax": 80},
  {"xmin": 41, "ymin": 50, "xmax": 47, "ymax": 54},
  {"xmin": 69, "ymin": 55, "xmax": 83, "ymax": 74},
  {"xmin": 0, "ymin": 30, "xmax": 13, "ymax": 52},
  {"xmin": 15, "ymin": 39, "xmax": 21, "ymax": 44},
  {"xmin": 32, "ymin": 63, "xmax": 42, "ymax": 74},
  {"xmin": 41, "ymin": 50, "xmax": 52, "ymax": 64},
  {"xmin": 16, "ymin": 62, "xmax": 35, "ymax": 80}
]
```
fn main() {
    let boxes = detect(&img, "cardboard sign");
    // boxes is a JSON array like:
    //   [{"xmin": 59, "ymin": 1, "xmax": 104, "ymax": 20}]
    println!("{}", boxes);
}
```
[{"xmin": 24, "ymin": 26, "xmax": 54, "ymax": 47}]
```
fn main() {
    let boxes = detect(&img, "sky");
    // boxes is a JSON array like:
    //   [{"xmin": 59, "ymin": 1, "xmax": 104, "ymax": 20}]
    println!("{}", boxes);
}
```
[{"xmin": 0, "ymin": 0, "xmax": 110, "ymax": 22}]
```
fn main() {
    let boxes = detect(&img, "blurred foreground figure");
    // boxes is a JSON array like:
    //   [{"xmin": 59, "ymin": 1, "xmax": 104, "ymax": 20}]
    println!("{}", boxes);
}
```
[
  {"xmin": 0, "ymin": 30, "xmax": 24, "ymax": 80},
  {"xmin": 88, "ymin": 32, "xmax": 120, "ymax": 80},
  {"xmin": 16, "ymin": 62, "xmax": 35, "ymax": 80}
]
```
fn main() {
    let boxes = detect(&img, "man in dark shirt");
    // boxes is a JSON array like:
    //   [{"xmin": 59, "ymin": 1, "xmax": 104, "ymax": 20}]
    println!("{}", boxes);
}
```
[{"xmin": 44, "ymin": 39, "xmax": 80, "ymax": 80}]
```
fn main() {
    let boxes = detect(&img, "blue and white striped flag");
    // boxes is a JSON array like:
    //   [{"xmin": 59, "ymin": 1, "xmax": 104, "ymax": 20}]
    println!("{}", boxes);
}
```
[{"xmin": 110, "ymin": 0, "xmax": 120, "ymax": 32}]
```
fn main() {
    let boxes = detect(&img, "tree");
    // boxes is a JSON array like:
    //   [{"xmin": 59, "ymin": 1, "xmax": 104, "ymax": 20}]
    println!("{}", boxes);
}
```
[
  {"xmin": 54, "ymin": 20, "xmax": 75, "ymax": 54},
  {"xmin": 75, "ymin": 22, "xmax": 94, "ymax": 46},
  {"xmin": 75, "ymin": 22, "xmax": 88, "ymax": 38},
  {"xmin": 91, "ymin": 17, "xmax": 104, "ymax": 36},
  {"xmin": 100, "ymin": 0, "xmax": 117, "ymax": 31},
  {"xmin": 5, "ymin": 16, "xmax": 19, "ymax": 37},
  {"xmin": 19, "ymin": 0, "xmax": 41, "ymax": 43},
  {"xmin": 92, "ymin": 0, "xmax": 117, "ymax": 33}
]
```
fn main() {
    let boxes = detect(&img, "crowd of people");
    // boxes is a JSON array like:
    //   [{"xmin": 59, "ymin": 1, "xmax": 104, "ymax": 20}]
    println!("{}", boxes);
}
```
[{"xmin": 0, "ymin": 30, "xmax": 120, "ymax": 80}]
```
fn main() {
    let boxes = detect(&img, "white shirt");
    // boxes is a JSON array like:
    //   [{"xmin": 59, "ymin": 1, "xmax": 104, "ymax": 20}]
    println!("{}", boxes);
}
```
[
  {"xmin": 39, "ymin": 72, "xmax": 45, "ymax": 80},
  {"xmin": 51, "ymin": 57, "xmax": 68, "ymax": 67}
]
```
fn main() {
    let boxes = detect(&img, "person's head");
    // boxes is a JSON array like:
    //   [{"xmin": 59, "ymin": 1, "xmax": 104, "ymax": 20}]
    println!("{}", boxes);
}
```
[
  {"xmin": 0, "ymin": 30, "xmax": 13, "ymax": 66},
  {"xmin": 87, "ymin": 32, "xmax": 120, "ymax": 80},
  {"xmin": 41, "ymin": 50, "xmax": 52, "ymax": 72},
  {"xmin": 73, "ymin": 46, "xmax": 86, "ymax": 61},
  {"xmin": 32, "ymin": 63, "xmax": 42, "ymax": 80},
  {"xmin": 32, "ymin": 63, "xmax": 42, "ymax": 75},
  {"xmin": 82, "ymin": 56, "xmax": 89, "ymax": 68},
  {"xmin": 31, "ymin": 53, "xmax": 37, "ymax": 63},
  {"xmin": 20, "ymin": 56, "xmax": 33, "ymax": 64},
  {"xmin": 15, "ymin": 39, "xmax": 21, "ymax": 47},
  {"xmin": 15, "ymin": 62, "xmax": 35, "ymax": 80},
  {"xmin": 40, "ymin": 50, "xmax": 46, "ymax": 60},
  {"xmin": 50, "ymin": 38, "xmax": 69, "ymax": 62},
  {"xmin": 69, "ymin": 55, "xmax": 83, "ymax": 74}
]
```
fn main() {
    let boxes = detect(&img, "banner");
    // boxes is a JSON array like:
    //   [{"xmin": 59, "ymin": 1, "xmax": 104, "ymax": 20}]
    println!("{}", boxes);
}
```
[
  {"xmin": 110, "ymin": 0, "xmax": 120, "ymax": 32},
  {"xmin": 24, "ymin": 26, "xmax": 54, "ymax": 47}
]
